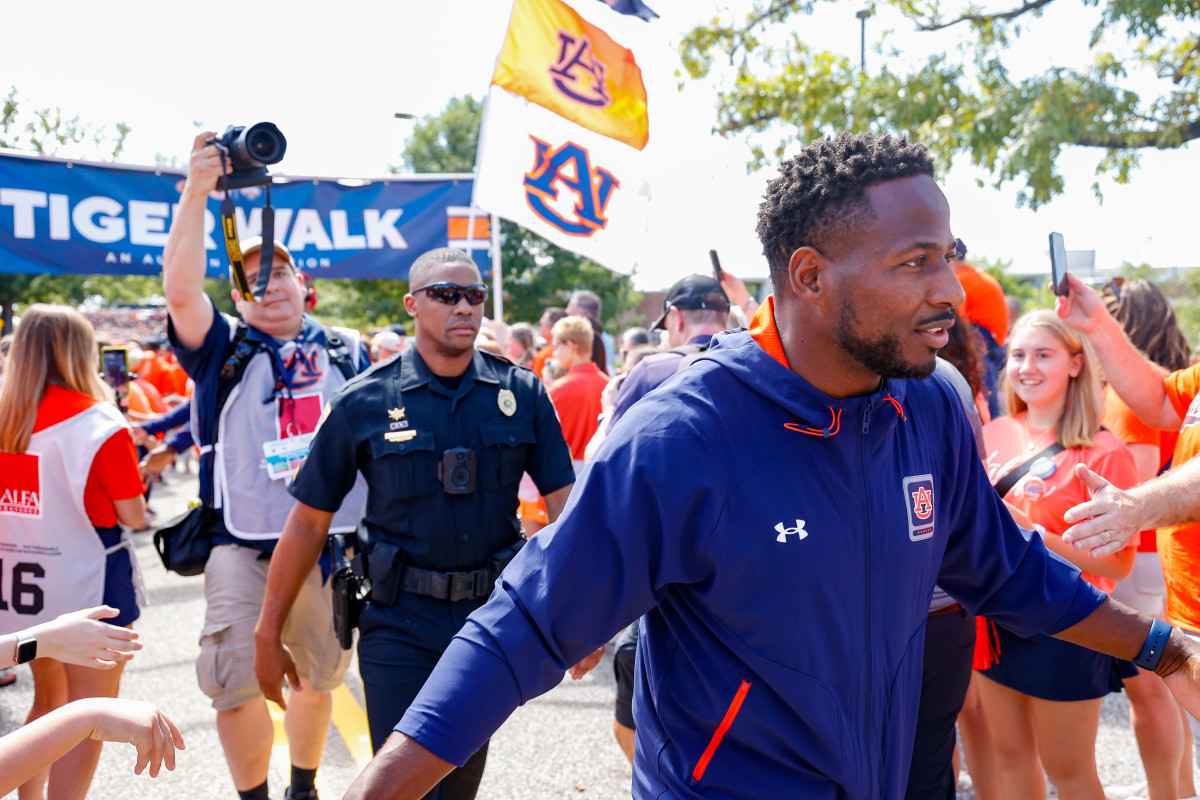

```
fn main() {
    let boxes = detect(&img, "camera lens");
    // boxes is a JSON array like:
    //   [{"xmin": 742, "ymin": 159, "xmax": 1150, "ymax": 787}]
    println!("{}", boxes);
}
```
[
  {"xmin": 450, "ymin": 466, "xmax": 471, "ymax": 488},
  {"xmin": 239, "ymin": 122, "xmax": 286, "ymax": 166}
]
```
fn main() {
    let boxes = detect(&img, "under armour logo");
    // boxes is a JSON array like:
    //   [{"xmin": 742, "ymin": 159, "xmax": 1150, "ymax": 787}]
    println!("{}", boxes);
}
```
[{"xmin": 775, "ymin": 520, "xmax": 807, "ymax": 543}]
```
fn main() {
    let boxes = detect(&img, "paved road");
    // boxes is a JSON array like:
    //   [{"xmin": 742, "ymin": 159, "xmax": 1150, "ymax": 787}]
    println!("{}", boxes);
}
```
[{"xmin": 0, "ymin": 466, "xmax": 1158, "ymax": 799}]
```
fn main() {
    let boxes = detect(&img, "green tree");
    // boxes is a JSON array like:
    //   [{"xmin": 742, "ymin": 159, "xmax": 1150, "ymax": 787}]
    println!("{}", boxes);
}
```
[
  {"xmin": 679, "ymin": 1, "xmax": 1199, "ymax": 208},
  {"xmin": 1, "ymin": 87, "xmax": 133, "ymax": 331},
  {"xmin": 393, "ymin": 95, "xmax": 640, "ymax": 328}
]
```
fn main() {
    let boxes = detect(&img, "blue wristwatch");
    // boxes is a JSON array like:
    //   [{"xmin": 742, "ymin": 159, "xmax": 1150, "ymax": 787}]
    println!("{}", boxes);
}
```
[{"xmin": 1134, "ymin": 618, "xmax": 1172, "ymax": 672}]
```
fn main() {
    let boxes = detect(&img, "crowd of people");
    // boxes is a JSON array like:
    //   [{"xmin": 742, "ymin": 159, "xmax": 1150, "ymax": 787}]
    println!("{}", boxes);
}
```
[{"xmin": 3, "ymin": 129, "xmax": 1200, "ymax": 800}]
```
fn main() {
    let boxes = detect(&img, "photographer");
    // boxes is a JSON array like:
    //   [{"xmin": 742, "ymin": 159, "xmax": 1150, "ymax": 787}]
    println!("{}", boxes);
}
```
[
  {"xmin": 254, "ymin": 248, "xmax": 575, "ymax": 800},
  {"xmin": 162, "ymin": 131, "xmax": 369, "ymax": 800}
]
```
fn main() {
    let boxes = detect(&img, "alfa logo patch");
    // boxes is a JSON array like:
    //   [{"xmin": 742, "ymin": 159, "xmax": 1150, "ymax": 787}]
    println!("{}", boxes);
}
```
[
  {"xmin": 903, "ymin": 474, "xmax": 935, "ymax": 541},
  {"xmin": 0, "ymin": 452, "xmax": 42, "ymax": 517}
]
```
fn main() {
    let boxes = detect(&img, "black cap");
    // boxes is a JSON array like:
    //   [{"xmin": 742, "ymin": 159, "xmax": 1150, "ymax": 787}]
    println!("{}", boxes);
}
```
[{"xmin": 650, "ymin": 274, "xmax": 731, "ymax": 330}]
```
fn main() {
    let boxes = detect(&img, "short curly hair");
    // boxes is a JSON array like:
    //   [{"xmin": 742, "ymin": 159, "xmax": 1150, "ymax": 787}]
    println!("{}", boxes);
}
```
[{"xmin": 757, "ymin": 132, "xmax": 936, "ymax": 294}]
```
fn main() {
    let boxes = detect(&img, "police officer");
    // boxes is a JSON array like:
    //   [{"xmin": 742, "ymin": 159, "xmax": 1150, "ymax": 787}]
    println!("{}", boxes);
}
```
[{"xmin": 254, "ymin": 248, "xmax": 575, "ymax": 800}]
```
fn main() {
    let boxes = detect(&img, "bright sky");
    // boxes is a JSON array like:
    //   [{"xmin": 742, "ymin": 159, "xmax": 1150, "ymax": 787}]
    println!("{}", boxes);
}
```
[{"xmin": 3, "ymin": 0, "xmax": 1195, "ymax": 291}]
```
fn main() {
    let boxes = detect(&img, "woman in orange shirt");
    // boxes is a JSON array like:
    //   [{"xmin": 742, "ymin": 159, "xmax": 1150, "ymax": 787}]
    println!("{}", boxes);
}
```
[
  {"xmin": 0, "ymin": 305, "xmax": 146, "ymax": 800},
  {"xmin": 977, "ymin": 310, "xmax": 1137, "ymax": 800}
]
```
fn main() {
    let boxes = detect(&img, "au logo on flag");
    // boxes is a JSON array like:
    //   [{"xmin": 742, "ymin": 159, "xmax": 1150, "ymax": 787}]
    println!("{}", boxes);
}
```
[
  {"xmin": 475, "ymin": 0, "xmax": 653, "ymax": 274},
  {"xmin": 551, "ymin": 32, "xmax": 612, "ymax": 108},
  {"xmin": 524, "ymin": 138, "xmax": 619, "ymax": 236}
]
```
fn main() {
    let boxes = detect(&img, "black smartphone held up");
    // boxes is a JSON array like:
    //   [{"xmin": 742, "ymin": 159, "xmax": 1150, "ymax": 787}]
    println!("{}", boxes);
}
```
[
  {"xmin": 709, "ymin": 250, "xmax": 725, "ymax": 284},
  {"xmin": 100, "ymin": 346, "xmax": 129, "ymax": 410},
  {"xmin": 1048, "ymin": 232, "xmax": 1070, "ymax": 296}
]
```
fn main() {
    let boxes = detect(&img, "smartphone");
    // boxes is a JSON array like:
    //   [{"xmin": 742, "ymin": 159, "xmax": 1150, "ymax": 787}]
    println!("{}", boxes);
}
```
[
  {"xmin": 101, "ymin": 346, "xmax": 129, "ymax": 410},
  {"xmin": 709, "ymin": 250, "xmax": 725, "ymax": 283},
  {"xmin": 1048, "ymin": 232, "xmax": 1069, "ymax": 296}
]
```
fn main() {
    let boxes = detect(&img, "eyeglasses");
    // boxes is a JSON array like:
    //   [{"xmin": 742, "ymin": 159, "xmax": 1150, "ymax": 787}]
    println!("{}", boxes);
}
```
[{"xmin": 410, "ymin": 282, "xmax": 488, "ymax": 306}]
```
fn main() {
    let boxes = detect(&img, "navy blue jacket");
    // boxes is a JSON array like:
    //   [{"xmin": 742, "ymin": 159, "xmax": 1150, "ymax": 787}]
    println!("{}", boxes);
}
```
[{"xmin": 398, "ymin": 327, "xmax": 1105, "ymax": 799}]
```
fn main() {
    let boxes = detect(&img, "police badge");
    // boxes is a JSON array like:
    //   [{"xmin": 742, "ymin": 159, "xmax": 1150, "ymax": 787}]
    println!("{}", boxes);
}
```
[{"xmin": 497, "ymin": 389, "xmax": 517, "ymax": 417}]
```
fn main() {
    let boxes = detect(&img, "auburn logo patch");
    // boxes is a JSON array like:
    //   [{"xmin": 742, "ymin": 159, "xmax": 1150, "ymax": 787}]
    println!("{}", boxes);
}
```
[{"xmin": 903, "ymin": 474, "xmax": 935, "ymax": 541}]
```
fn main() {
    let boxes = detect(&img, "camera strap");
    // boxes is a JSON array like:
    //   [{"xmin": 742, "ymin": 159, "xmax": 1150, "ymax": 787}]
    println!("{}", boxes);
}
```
[
  {"xmin": 255, "ymin": 184, "xmax": 275, "ymax": 300},
  {"xmin": 216, "ymin": 146, "xmax": 255, "ymax": 302},
  {"xmin": 216, "ymin": 147, "xmax": 277, "ymax": 303}
]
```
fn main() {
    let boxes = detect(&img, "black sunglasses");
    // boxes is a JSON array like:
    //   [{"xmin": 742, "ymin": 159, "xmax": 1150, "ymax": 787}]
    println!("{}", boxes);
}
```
[{"xmin": 410, "ymin": 282, "xmax": 488, "ymax": 306}]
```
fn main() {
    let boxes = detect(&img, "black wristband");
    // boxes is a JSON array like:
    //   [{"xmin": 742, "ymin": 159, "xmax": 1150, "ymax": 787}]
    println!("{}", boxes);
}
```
[{"xmin": 1134, "ymin": 618, "xmax": 1172, "ymax": 671}]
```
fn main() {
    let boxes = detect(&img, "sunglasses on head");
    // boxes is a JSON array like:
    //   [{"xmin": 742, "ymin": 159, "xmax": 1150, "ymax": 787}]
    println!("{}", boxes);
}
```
[{"xmin": 410, "ymin": 282, "xmax": 488, "ymax": 306}]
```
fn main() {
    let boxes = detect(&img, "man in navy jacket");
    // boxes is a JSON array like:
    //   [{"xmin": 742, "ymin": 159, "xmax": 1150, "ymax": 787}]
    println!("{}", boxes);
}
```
[{"xmin": 344, "ymin": 132, "xmax": 1200, "ymax": 800}]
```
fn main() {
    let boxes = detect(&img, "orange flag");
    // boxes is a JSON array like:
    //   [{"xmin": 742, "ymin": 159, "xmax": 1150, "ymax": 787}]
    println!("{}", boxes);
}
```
[{"xmin": 492, "ymin": 0, "xmax": 649, "ymax": 150}]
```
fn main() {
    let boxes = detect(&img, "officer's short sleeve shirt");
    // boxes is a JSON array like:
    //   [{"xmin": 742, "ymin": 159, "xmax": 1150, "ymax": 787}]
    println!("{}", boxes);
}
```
[{"xmin": 290, "ymin": 349, "xmax": 574, "ymax": 573}]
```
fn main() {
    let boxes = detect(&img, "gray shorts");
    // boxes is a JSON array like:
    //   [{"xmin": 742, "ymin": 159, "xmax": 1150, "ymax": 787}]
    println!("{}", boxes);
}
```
[{"xmin": 197, "ymin": 543, "xmax": 351, "ymax": 711}]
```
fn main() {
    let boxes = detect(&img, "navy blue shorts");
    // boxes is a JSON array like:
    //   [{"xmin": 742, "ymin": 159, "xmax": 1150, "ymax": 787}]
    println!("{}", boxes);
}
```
[
  {"xmin": 981, "ymin": 623, "xmax": 1136, "ymax": 701},
  {"xmin": 97, "ymin": 526, "xmax": 140, "ymax": 628}
]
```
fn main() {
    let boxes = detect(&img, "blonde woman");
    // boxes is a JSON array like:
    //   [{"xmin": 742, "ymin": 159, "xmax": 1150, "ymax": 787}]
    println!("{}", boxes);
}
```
[
  {"xmin": 0, "ymin": 305, "xmax": 146, "ymax": 800},
  {"xmin": 976, "ymin": 310, "xmax": 1138, "ymax": 800}
]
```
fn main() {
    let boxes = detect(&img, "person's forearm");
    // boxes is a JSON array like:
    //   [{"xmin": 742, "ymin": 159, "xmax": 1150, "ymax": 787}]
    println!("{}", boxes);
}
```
[
  {"xmin": 1087, "ymin": 313, "xmax": 1175, "ymax": 428},
  {"xmin": 0, "ymin": 704, "xmax": 95, "ymax": 794},
  {"xmin": 141, "ymin": 402, "xmax": 192, "ymax": 436},
  {"xmin": 255, "ymin": 504, "xmax": 331, "ymax": 642},
  {"xmin": 543, "ymin": 484, "xmax": 573, "ymax": 523},
  {"xmin": 1055, "ymin": 596, "xmax": 1194, "ymax": 678},
  {"xmin": 162, "ymin": 186, "xmax": 210, "ymax": 313},
  {"xmin": 1039, "ymin": 529, "xmax": 1135, "ymax": 581},
  {"xmin": 343, "ymin": 733, "xmax": 455, "ymax": 800},
  {"xmin": 1127, "ymin": 458, "xmax": 1200, "ymax": 531},
  {"xmin": 0, "ymin": 633, "xmax": 17, "ymax": 668}
]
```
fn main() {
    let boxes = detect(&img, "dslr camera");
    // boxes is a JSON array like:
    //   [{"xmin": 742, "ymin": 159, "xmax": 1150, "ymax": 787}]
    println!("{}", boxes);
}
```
[{"xmin": 206, "ymin": 122, "xmax": 287, "ymax": 191}]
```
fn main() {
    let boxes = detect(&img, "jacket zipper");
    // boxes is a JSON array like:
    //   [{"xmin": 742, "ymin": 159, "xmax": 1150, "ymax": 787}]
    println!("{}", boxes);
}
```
[
  {"xmin": 692, "ymin": 679, "xmax": 752, "ymax": 782},
  {"xmin": 860, "ymin": 402, "xmax": 874, "ymax": 789}
]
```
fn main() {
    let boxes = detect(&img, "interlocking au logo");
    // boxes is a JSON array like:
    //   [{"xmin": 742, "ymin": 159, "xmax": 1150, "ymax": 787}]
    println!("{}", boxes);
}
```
[
  {"xmin": 524, "ymin": 137, "xmax": 620, "ymax": 237},
  {"xmin": 550, "ymin": 30, "xmax": 611, "ymax": 108}
]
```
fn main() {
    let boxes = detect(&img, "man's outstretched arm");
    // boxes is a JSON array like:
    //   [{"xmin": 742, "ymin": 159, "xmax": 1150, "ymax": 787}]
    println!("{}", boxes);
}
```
[
  {"xmin": 1052, "ymin": 595, "xmax": 1200, "ymax": 717},
  {"xmin": 343, "ymin": 734, "xmax": 454, "ymax": 800},
  {"xmin": 1063, "ymin": 460, "xmax": 1200, "ymax": 556},
  {"xmin": 163, "ymin": 131, "xmax": 225, "ymax": 350},
  {"xmin": 1056, "ymin": 274, "xmax": 1179, "ymax": 430}
]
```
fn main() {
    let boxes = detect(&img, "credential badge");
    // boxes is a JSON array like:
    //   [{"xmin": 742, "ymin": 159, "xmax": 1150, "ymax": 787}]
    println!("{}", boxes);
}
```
[
  {"xmin": 388, "ymin": 407, "xmax": 406, "ymax": 421},
  {"xmin": 498, "ymin": 389, "xmax": 517, "ymax": 417}
]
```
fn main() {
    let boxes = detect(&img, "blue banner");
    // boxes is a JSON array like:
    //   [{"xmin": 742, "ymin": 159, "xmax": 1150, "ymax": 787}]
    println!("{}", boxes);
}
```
[{"xmin": 0, "ymin": 150, "xmax": 490, "ymax": 280}]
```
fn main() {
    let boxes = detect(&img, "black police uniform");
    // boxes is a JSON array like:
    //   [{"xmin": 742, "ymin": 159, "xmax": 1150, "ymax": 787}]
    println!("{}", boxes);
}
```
[{"xmin": 289, "ymin": 346, "xmax": 574, "ymax": 798}]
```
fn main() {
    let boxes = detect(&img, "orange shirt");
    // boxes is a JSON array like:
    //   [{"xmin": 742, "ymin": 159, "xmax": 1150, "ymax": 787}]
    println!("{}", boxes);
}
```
[
  {"xmin": 983, "ymin": 413, "xmax": 1140, "ymax": 594},
  {"xmin": 955, "ymin": 262, "xmax": 1008, "ymax": 347},
  {"xmin": 1159, "ymin": 364, "xmax": 1200, "ymax": 631},
  {"xmin": 32, "ymin": 385, "xmax": 145, "ymax": 528},
  {"xmin": 1102, "ymin": 385, "xmax": 1178, "ymax": 553},
  {"xmin": 548, "ymin": 362, "xmax": 610, "ymax": 461},
  {"xmin": 531, "ymin": 343, "xmax": 555, "ymax": 380}
]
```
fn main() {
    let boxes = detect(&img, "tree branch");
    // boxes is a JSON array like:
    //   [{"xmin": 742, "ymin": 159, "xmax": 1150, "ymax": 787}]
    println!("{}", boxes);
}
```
[
  {"xmin": 1174, "ymin": 36, "xmax": 1200, "ymax": 85},
  {"xmin": 918, "ymin": 0, "xmax": 1057, "ymax": 32},
  {"xmin": 1072, "ymin": 118, "xmax": 1200, "ymax": 148}
]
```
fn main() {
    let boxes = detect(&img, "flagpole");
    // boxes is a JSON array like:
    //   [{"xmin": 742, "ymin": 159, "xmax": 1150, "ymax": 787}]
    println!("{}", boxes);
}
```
[{"xmin": 490, "ymin": 213, "xmax": 503, "ymax": 322}]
